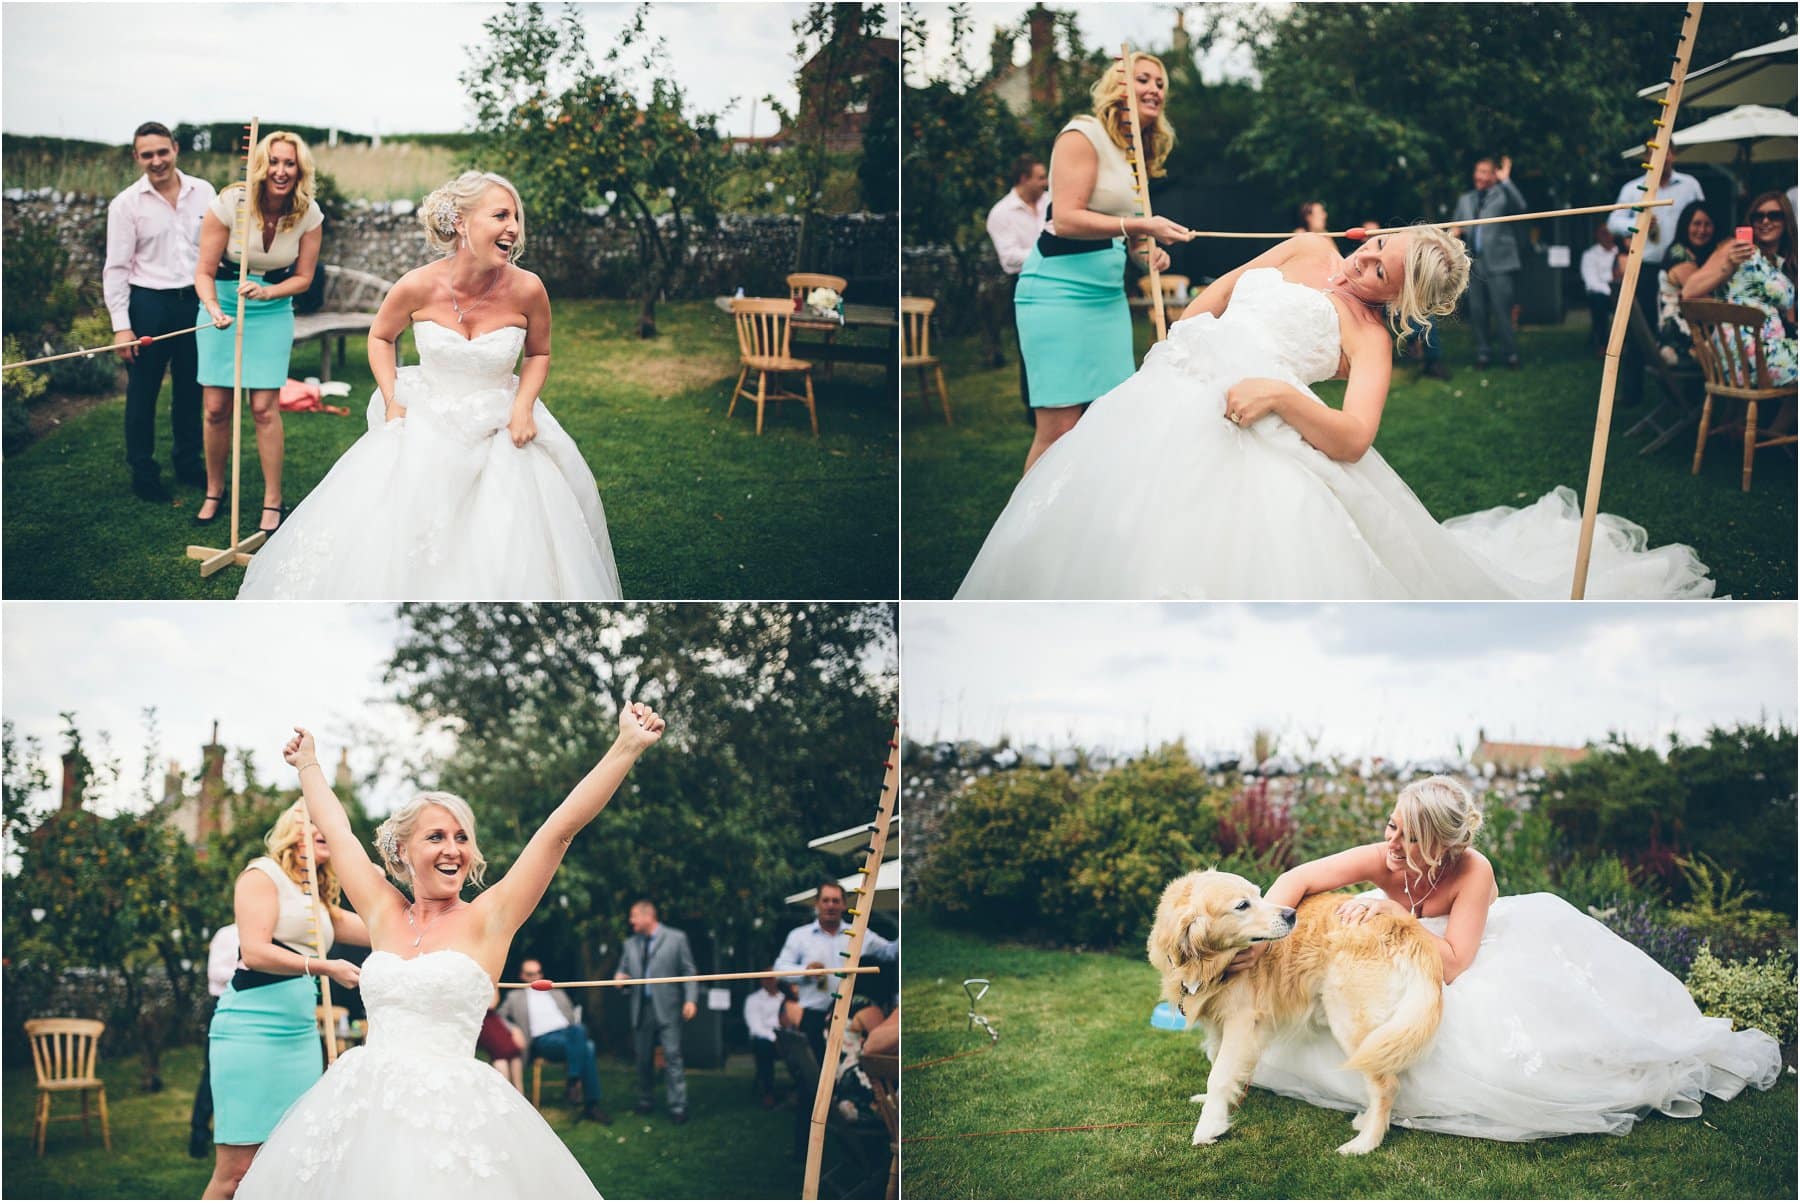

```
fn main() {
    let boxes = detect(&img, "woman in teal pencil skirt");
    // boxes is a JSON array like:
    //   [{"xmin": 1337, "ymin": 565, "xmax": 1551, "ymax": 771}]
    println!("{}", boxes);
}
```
[
  {"xmin": 202, "ymin": 805, "xmax": 367, "ymax": 1200},
  {"xmin": 1015, "ymin": 53, "xmax": 1191, "ymax": 476},
  {"xmin": 193, "ymin": 130, "xmax": 324, "ymax": 535}
]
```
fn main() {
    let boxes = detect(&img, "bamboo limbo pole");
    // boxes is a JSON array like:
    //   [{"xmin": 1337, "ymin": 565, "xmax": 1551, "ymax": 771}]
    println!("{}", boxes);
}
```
[
  {"xmin": 1120, "ymin": 44, "xmax": 1167, "ymax": 341},
  {"xmin": 1, "ymin": 324, "xmax": 213, "ymax": 372},
  {"xmin": 295, "ymin": 800, "xmax": 339, "ymax": 1065},
  {"xmin": 1572, "ymin": 1, "xmax": 1705, "ymax": 599},
  {"xmin": 1168, "ymin": 199, "xmax": 1672, "ymax": 242},
  {"xmin": 803, "ymin": 719, "xmax": 900, "ymax": 1201},
  {"xmin": 497, "ymin": 965, "xmax": 882, "ymax": 990},
  {"xmin": 187, "ymin": 118, "xmax": 268, "ymax": 576}
]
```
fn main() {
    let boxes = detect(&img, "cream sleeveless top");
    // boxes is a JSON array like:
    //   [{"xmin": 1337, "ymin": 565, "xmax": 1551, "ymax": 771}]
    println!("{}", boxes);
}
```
[
  {"xmin": 1050, "ymin": 114, "xmax": 1139, "ymax": 226},
  {"xmin": 210, "ymin": 186, "xmax": 324, "ymax": 272},
  {"xmin": 244, "ymin": 855, "xmax": 334, "ymax": 954}
]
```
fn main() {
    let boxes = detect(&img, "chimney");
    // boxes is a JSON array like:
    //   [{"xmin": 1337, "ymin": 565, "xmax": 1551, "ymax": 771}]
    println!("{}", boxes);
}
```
[
  {"xmin": 988, "ymin": 29, "xmax": 1015, "ymax": 81},
  {"xmin": 1027, "ymin": 4, "xmax": 1057, "ymax": 110},
  {"xmin": 59, "ymin": 749, "xmax": 85, "ymax": 812},
  {"xmin": 1172, "ymin": 8, "xmax": 1191, "ymax": 58},
  {"xmin": 335, "ymin": 746, "xmax": 353, "ymax": 793},
  {"xmin": 197, "ymin": 721, "xmax": 226, "ymax": 847},
  {"xmin": 163, "ymin": 758, "xmax": 184, "ymax": 807}
]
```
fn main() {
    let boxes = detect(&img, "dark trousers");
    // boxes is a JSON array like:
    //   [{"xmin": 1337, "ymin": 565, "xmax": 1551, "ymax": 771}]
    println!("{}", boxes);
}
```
[
  {"xmin": 799, "ymin": 1006, "xmax": 829, "ymax": 1065},
  {"xmin": 531, "ymin": 1025, "xmax": 602, "ymax": 1105},
  {"xmin": 633, "ymin": 1004, "xmax": 688, "ymax": 1113},
  {"xmin": 188, "ymin": 995, "xmax": 218, "ymax": 1135},
  {"xmin": 752, "ymin": 1036, "xmax": 776, "ymax": 1095},
  {"xmin": 124, "ymin": 285, "xmax": 203, "ymax": 481},
  {"xmin": 1587, "ymin": 292, "xmax": 1613, "ymax": 349},
  {"xmin": 1616, "ymin": 269, "xmax": 1662, "ymax": 403},
  {"xmin": 1466, "ymin": 264, "xmax": 1519, "ymax": 361}
]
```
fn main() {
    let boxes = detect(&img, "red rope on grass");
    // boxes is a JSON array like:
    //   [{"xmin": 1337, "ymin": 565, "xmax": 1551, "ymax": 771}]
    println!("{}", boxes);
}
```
[{"xmin": 902, "ymin": 1043, "xmax": 995, "ymax": 1071}]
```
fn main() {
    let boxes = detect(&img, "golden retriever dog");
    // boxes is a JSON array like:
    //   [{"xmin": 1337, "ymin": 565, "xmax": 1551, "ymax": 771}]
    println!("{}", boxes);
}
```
[{"xmin": 1147, "ymin": 870, "xmax": 1443, "ymax": 1155}]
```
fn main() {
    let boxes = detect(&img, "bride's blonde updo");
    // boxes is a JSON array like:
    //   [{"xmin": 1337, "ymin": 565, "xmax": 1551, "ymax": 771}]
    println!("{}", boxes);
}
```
[
  {"xmin": 1387, "ymin": 225, "xmax": 1470, "ymax": 349},
  {"xmin": 1394, "ymin": 774, "xmax": 1484, "ymax": 886},
  {"xmin": 373, "ymin": 791, "xmax": 489, "ymax": 889},
  {"xmin": 418, "ymin": 171, "xmax": 527, "ymax": 263}
]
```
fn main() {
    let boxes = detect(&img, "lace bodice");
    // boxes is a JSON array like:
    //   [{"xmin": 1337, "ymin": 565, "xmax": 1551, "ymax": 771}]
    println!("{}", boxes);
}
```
[
  {"xmin": 1153, "ymin": 268, "xmax": 1342, "ymax": 385},
  {"xmin": 415, "ymin": 320, "xmax": 527, "ymax": 394},
  {"xmin": 360, "ymin": 949, "xmax": 490, "ymax": 1058}
]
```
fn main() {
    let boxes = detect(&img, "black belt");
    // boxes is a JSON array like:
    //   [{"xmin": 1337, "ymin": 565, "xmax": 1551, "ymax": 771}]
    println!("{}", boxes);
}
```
[
  {"xmin": 215, "ymin": 255, "xmax": 296, "ymax": 285},
  {"xmin": 1035, "ymin": 203, "xmax": 1121, "ymax": 258},
  {"xmin": 129, "ymin": 283, "xmax": 197, "ymax": 295}
]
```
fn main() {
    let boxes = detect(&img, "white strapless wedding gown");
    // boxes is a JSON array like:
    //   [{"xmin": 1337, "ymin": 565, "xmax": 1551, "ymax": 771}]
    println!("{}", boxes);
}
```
[
  {"xmin": 236, "ymin": 949, "xmax": 602, "ymax": 1199},
  {"xmin": 239, "ymin": 321, "xmax": 622, "ymax": 600},
  {"xmin": 1244, "ymin": 892, "xmax": 1782, "ymax": 1141},
  {"xmin": 957, "ymin": 269, "xmax": 1714, "ymax": 599}
]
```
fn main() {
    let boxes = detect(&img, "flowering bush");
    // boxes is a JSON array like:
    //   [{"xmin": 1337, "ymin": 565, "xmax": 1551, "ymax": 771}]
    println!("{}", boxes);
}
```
[
  {"xmin": 1686, "ymin": 943, "xmax": 1797, "ymax": 1042},
  {"xmin": 1599, "ymin": 898, "xmax": 1701, "ymax": 976}
]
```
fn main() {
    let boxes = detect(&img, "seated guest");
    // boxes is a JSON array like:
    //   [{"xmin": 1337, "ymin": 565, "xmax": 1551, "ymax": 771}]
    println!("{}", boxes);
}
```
[
  {"xmin": 498, "ymin": 957, "xmax": 611, "ymax": 1123},
  {"xmin": 1682, "ymin": 191, "xmax": 1797, "ymax": 388},
  {"xmin": 1580, "ymin": 224, "xmax": 1620, "ymax": 353},
  {"xmin": 743, "ymin": 974, "xmax": 787, "ymax": 1109},
  {"xmin": 478, "ymin": 986, "xmax": 526, "ymax": 1092},
  {"xmin": 1656, "ymin": 200, "xmax": 1722, "ymax": 365}
]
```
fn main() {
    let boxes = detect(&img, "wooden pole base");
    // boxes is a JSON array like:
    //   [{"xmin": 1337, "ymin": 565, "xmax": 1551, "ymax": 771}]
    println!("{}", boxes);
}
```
[{"xmin": 186, "ymin": 531, "xmax": 267, "ymax": 577}]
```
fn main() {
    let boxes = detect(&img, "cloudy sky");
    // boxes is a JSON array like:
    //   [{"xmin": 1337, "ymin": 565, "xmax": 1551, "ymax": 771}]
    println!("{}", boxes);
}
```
[
  {"xmin": 1, "ymin": 2, "xmax": 824, "ymax": 143},
  {"xmin": 902, "ymin": 602, "xmax": 1797, "ymax": 762},
  {"xmin": 904, "ymin": 1, "xmax": 1259, "ymax": 88},
  {"xmin": 2, "ymin": 602, "xmax": 439, "ymax": 819}
]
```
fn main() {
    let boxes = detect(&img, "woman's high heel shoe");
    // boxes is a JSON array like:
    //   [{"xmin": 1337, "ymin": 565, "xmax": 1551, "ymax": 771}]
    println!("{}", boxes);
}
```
[
  {"xmin": 258, "ymin": 504, "xmax": 288, "ymax": 535},
  {"xmin": 193, "ymin": 490, "xmax": 228, "ymax": 526}
]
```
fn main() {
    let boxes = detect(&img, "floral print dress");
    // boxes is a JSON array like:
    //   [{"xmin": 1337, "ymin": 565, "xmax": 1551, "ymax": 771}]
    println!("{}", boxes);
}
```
[{"xmin": 1719, "ymin": 250, "xmax": 1797, "ymax": 386}]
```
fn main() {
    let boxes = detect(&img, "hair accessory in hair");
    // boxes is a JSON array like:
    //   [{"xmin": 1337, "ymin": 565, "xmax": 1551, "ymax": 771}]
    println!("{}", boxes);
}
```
[{"xmin": 432, "ymin": 196, "xmax": 459, "ymax": 238}]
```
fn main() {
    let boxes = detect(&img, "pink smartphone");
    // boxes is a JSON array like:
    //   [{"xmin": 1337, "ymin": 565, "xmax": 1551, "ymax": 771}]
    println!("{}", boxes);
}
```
[{"xmin": 1735, "ymin": 226, "xmax": 1754, "ymax": 243}]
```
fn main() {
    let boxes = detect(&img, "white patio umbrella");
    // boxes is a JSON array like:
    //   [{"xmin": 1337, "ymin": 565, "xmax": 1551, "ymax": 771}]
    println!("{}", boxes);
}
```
[
  {"xmin": 1620, "ymin": 104, "xmax": 1799, "ymax": 165},
  {"xmin": 1637, "ymin": 35, "xmax": 1799, "ymax": 109}
]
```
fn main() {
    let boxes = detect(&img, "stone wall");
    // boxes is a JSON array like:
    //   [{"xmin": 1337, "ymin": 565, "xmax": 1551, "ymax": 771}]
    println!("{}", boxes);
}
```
[{"xmin": 2, "ymin": 192, "xmax": 897, "ymax": 304}]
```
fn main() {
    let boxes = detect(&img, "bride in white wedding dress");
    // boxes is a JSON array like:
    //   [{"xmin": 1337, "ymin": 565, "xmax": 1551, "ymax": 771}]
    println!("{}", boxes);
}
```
[
  {"xmin": 957, "ymin": 227, "xmax": 1714, "ymax": 600},
  {"xmin": 235, "ymin": 705, "xmax": 665, "ymax": 1199},
  {"xmin": 239, "ymin": 172, "xmax": 621, "ymax": 600},
  {"xmin": 1222, "ymin": 778, "xmax": 1780, "ymax": 1142}
]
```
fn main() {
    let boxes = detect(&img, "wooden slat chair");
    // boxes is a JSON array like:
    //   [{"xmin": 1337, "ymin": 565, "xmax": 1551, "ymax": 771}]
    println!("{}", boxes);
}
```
[
  {"xmin": 729, "ymin": 299, "xmax": 818, "ymax": 436},
  {"xmin": 1682, "ymin": 298, "xmax": 1798, "ymax": 491},
  {"xmin": 1136, "ymin": 273, "xmax": 1192, "ymax": 306},
  {"xmin": 25, "ymin": 1018, "xmax": 111, "ymax": 1156},
  {"xmin": 900, "ymin": 297, "xmax": 951, "ymax": 425},
  {"xmin": 1621, "ymin": 299, "xmax": 1705, "ymax": 455},
  {"xmin": 861, "ymin": 1051, "xmax": 899, "ymax": 1201},
  {"xmin": 787, "ymin": 272, "xmax": 849, "ymax": 381}
]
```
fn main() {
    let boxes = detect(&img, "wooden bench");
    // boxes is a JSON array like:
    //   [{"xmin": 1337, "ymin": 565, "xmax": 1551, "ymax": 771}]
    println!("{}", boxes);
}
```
[{"xmin": 294, "ymin": 265, "xmax": 394, "ymax": 382}]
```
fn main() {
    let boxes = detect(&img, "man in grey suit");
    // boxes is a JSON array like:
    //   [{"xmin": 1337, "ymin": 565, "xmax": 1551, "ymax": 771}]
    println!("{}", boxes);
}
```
[
  {"xmin": 1452, "ymin": 155, "xmax": 1529, "ymax": 369},
  {"xmin": 616, "ymin": 899, "xmax": 698, "ymax": 1122}
]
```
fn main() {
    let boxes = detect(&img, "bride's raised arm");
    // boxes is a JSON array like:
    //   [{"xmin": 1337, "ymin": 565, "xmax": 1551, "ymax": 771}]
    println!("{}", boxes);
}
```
[
  {"xmin": 480, "ymin": 702, "xmax": 666, "ymax": 936},
  {"xmin": 285, "ymin": 727, "xmax": 405, "ymax": 926}
]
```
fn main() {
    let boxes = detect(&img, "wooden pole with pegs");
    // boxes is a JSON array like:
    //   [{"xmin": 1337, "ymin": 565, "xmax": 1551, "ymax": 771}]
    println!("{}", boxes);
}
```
[
  {"xmin": 294, "ymin": 799, "xmax": 339, "ymax": 1065},
  {"xmin": 186, "ymin": 118, "xmax": 268, "ymax": 577},
  {"xmin": 1120, "ymin": 44, "xmax": 1167, "ymax": 341},
  {"xmin": 802, "ymin": 719, "xmax": 900, "ymax": 1201},
  {"xmin": 1571, "ymin": 2, "xmax": 1704, "ymax": 599}
]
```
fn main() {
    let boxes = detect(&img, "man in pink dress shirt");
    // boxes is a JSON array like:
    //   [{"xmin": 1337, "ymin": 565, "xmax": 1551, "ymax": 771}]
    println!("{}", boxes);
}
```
[
  {"xmin": 985, "ymin": 156, "xmax": 1049, "ymax": 417},
  {"xmin": 104, "ymin": 122, "xmax": 216, "ymax": 501}
]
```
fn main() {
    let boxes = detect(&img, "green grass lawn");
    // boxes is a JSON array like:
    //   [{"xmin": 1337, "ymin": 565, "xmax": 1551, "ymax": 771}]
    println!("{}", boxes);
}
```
[
  {"xmin": 3, "ymin": 301, "xmax": 896, "ymax": 599},
  {"xmin": 901, "ymin": 315, "xmax": 1795, "ymax": 598},
  {"xmin": 901, "ymin": 917, "xmax": 1798, "ymax": 1200},
  {"xmin": 4, "ymin": 1041, "xmax": 864, "ymax": 1199}
]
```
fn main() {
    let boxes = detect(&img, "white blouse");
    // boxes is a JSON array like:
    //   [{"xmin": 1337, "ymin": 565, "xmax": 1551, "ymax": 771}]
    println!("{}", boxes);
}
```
[
  {"xmin": 210, "ymin": 186, "xmax": 324, "ymax": 272},
  {"xmin": 243, "ymin": 855, "xmax": 335, "ymax": 955},
  {"xmin": 1051, "ymin": 114, "xmax": 1140, "ymax": 226}
]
